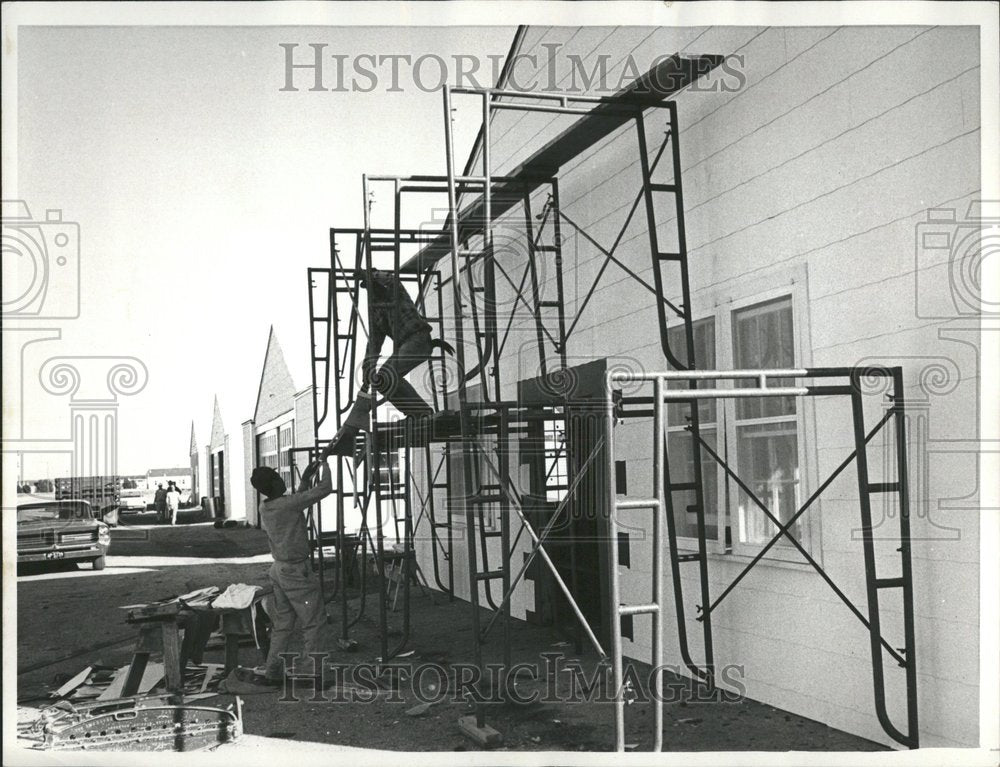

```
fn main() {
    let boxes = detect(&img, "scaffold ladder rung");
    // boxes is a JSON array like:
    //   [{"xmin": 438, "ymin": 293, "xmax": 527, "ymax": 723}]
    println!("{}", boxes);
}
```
[
  {"xmin": 669, "ymin": 482, "xmax": 698, "ymax": 491},
  {"xmin": 868, "ymin": 482, "xmax": 901, "ymax": 493},
  {"xmin": 471, "ymin": 493, "xmax": 504, "ymax": 503},
  {"xmin": 475, "ymin": 569, "xmax": 505, "ymax": 581},
  {"xmin": 875, "ymin": 577, "xmax": 906, "ymax": 588}
]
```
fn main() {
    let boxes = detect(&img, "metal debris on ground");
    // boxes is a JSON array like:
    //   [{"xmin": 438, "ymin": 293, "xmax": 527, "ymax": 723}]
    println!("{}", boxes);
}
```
[
  {"xmin": 18, "ymin": 694, "xmax": 242, "ymax": 751},
  {"xmin": 19, "ymin": 638, "xmax": 242, "ymax": 751}
]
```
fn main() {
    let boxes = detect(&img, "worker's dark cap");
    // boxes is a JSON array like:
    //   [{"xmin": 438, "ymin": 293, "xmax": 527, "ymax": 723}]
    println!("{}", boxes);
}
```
[{"xmin": 250, "ymin": 466, "xmax": 284, "ymax": 498}]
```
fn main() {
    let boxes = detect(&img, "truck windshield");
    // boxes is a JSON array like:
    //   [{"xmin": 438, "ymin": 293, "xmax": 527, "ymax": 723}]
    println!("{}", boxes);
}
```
[{"xmin": 17, "ymin": 504, "xmax": 89, "ymax": 523}]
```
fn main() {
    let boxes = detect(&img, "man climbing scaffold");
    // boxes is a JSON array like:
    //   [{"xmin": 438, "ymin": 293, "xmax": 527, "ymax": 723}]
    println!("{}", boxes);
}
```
[{"xmin": 323, "ymin": 268, "xmax": 454, "ymax": 458}]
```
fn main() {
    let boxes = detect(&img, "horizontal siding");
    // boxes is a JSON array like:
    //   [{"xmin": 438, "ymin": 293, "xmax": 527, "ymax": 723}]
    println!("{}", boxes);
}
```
[{"xmin": 412, "ymin": 25, "xmax": 981, "ymax": 749}]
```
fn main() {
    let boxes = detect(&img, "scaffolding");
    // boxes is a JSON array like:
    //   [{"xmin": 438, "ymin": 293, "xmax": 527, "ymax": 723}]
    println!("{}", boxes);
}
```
[{"xmin": 303, "ymin": 73, "xmax": 919, "ymax": 751}]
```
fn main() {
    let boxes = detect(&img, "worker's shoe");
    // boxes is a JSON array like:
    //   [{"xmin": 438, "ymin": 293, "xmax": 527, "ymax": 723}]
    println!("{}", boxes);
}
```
[
  {"xmin": 222, "ymin": 667, "xmax": 282, "ymax": 694},
  {"xmin": 343, "ymin": 392, "xmax": 373, "ymax": 432}
]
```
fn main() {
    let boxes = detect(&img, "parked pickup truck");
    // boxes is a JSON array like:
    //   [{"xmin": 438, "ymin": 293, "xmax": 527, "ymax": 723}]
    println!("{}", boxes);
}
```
[
  {"xmin": 17, "ymin": 500, "xmax": 111, "ymax": 570},
  {"xmin": 118, "ymin": 487, "xmax": 148, "ymax": 514}
]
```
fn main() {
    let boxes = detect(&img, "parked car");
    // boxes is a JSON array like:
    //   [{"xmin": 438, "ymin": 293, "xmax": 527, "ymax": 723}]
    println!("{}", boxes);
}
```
[
  {"xmin": 118, "ymin": 487, "xmax": 148, "ymax": 514},
  {"xmin": 17, "ymin": 500, "xmax": 111, "ymax": 570}
]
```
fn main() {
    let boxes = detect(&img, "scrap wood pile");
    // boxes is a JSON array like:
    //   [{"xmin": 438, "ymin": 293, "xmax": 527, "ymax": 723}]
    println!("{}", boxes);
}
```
[{"xmin": 28, "ymin": 657, "xmax": 230, "ymax": 704}]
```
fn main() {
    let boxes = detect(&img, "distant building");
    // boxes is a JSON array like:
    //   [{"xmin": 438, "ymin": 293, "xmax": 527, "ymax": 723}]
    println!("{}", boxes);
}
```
[
  {"xmin": 241, "ymin": 327, "xmax": 315, "ymax": 527},
  {"xmin": 189, "ymin": 422, "xmax": 200, "ymax": 502},
  {"xmin": 206, "ymin": 396, "xmax": 233, "ymax": 517},
  {"xmin": 144, "ymin": 467, "xmax": 192, "ymax": 495}
]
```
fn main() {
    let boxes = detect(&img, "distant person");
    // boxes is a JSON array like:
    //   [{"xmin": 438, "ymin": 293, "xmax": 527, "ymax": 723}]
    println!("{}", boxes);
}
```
[
  {"xmin": 166, "ymin": 482, "xmax": 182, "ymax": 525},
  {"xmin": 250, "ymin": 459, "xmax": 333, "ymax": 686},
  {"xmin": 154, "ymin": 483, "xmax": 167, "ymax": 523}
]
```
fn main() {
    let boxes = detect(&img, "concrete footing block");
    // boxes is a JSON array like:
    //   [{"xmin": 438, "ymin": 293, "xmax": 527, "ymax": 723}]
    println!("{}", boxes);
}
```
[{"xmin": 457, "ymin": 715, "xmax": 502, "ymax": 748}]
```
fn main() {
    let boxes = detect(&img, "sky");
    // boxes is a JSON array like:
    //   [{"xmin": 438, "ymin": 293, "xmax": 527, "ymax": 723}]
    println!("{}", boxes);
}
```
[{"xmin": 10, "ymin": 24, "xmax": 516, "ymax": 476}]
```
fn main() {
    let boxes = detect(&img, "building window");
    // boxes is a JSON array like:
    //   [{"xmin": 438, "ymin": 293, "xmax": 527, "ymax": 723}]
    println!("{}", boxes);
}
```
[
  {"xmin": 377, "ymin": 449, "xmax": 403, "ymax": 494},
  {"xmin": 730, "ymin": 296, "xmax": 802, "ymax": 549},
  {"xmin": 257, "ymin": 430, "xmax": 278, "ymax": 472},
  {"xmin": 663, "ymin": 287, "xmax": 811, "ymax": 559},
  {"xmin": 543, "ymin": 414, "xmax": 568, "ymax": 503},
  {"xmin": 278, "ymin": 423, "xmax": 293, "ymax": 489}
]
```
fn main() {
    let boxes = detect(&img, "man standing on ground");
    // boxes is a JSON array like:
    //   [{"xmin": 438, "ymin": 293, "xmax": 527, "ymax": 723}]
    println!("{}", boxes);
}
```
[
  {"xmin": 154, "ymin": 483, "xmax": 167, "ymax": 524},
  {"xmin": 166, "ymin": 481, "xmax": 182, "ymax": 525},
  {"xmin": 250, "ymin": 458, "xmax": 333, "ymax": 685}
]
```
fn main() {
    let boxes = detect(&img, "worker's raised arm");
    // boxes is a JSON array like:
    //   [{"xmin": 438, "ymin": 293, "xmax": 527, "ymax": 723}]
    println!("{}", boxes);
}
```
[{"xmin": 290, "ymin": 460, "xmax": 333, "ymax": 510}]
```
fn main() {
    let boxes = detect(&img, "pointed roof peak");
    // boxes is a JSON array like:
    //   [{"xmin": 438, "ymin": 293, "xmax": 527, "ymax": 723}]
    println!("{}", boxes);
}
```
[
  {"xmin": 210, "ymin": 396, "xmax": 226, "ymax": 450},
  {"xmin": 253, "ymin": 329, "xmax": 297, "ymax": 424}
]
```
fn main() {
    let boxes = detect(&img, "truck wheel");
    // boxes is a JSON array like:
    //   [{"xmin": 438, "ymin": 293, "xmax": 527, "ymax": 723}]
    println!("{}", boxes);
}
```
[{"xmin": 92, "ymin": 556, "xmax": 106, "ymax": 571}]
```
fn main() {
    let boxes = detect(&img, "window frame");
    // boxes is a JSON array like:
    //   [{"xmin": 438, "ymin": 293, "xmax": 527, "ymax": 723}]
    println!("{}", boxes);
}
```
[
  {"xmin": 718, "ymin": 276, "xmax": 821, "ymax": 562},
  {"xmin": 665, "ymin": 264, "xmax": 820, "ymax": 564}
]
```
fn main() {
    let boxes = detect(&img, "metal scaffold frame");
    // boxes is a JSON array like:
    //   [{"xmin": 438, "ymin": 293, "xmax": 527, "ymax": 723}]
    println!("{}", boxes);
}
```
[
  {"xmin": 301, "ymin": 74, "xmax": 919, "ymax": 752},
  {"xmin": 606, "ymin": 367, "xmax": 919, "ymax": 751},
  {"xmin": 439, "ymin": 83, "xmax": 720, "ymax": 738},
  {"xmin": 308, "ymin": 224, "xmax": 451, "ymax": 659}
]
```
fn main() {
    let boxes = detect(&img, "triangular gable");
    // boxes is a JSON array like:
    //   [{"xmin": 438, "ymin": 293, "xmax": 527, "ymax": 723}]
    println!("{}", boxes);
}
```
[
  {"xmin": 209, "ymin": 396, "xmax": 225, "ymax": 451},
  {"xmin": 253, "ymin": 326, "xmax": 297, "ymax": 425},
  {"xmin": 189, "ymin": 421, "xmax": 198, "ymax": 456}
]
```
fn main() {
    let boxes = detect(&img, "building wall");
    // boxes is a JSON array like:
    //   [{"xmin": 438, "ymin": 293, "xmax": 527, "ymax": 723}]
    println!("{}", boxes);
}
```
[
  {"xmin": 242, "ymin": 419, "xmax": 257, "ymax": 525},
  {"xmin": 293, "ymin": 388, "xmax": 315, "ymax": 452},
  {"xmin": 190, "ymin": 453, "xmax": 200, "ymax": 501},
  {"xmin": 241, "ymin": 381, "xmax": 317, "ymax": 529},
  {"xmin": 143, "ymin": 473, "xmax": 191, "ymax": 492},
  {"xmin": 207, "ymin": 404, "xmax": 243, "ymax": 519},
  {"xmin": 411, "ymin": 26, "xmax": 981, "ymax": 749}
]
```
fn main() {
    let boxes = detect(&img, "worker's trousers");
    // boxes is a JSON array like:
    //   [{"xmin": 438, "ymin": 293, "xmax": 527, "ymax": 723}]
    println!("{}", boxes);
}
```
[
  {"xmin": 351, "ymin": 331, "xmax": 435, "ymax": 425},
  {"xmin": 264, "ymin": 559, "xmax": 327, "ymax": 680}
]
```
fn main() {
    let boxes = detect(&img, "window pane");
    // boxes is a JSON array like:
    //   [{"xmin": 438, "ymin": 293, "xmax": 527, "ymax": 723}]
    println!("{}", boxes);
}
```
[
  {"xmin": 544, "ymin": 419, "xmax": 568, "ymax": 502},
  {"xmin": 667, "ymin": 318, "xmax": 716, "ymax": 426},
  {"xmin": 732, "ymin": 297, "xmax": 796, "ymax": 419},
  {"xmin": 735, "ymin": 422, "xmax": 802, "ymax": 546},
  {"xmin": 665, "ymin": 427, "xmax": 718, "ymax": 540}
]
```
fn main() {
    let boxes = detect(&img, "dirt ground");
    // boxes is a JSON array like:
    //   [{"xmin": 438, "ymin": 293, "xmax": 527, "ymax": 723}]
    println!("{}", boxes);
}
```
[{"xmin": 16, "ymin": 523, "xmax": 887, "ymax": 753}]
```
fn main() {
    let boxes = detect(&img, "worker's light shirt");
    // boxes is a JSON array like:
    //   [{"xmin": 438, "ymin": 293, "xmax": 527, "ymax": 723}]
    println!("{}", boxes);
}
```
[{"xmin": 259, "ymin": 484, "xmax": 327, "ymax": 563}]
